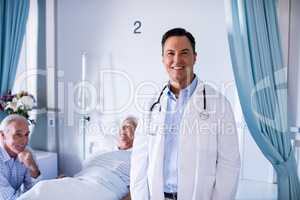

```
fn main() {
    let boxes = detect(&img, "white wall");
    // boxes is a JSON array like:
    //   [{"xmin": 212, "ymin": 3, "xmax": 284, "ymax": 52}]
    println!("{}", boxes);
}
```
[
  {"xmin": 55, "ymin": 0, "xmax": 274, "ymax": 178},
  {"xmin": 55, "ymin": 0, "xmax": 240, "ymax": 175}
]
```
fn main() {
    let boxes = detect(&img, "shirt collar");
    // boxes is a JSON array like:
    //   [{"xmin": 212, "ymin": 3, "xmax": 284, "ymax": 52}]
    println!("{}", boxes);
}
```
[
  {"xmin": 116, "ymin": 146, "xmax": 132, "ymax": 152},
  {"xmin": 0, "ymin": 145, "xmax": 13, "ymax": 163},
  {"xmin": 167, "ymin": 75, "xmax": 198, "ymax": 100}
]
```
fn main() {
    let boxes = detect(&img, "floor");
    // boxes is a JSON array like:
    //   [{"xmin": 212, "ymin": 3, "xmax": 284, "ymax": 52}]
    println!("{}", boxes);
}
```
[{"xmin": 236, "ymin": 180, "xmax": 277, "ymax": 200}]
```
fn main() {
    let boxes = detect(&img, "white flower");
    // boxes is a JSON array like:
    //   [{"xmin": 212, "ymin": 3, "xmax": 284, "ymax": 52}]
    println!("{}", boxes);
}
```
[
  {"xmin": 18, "ymin": 96, "xmax": 35, "ymax": 110},
  {"xmin": 5, "ymin": 100, "xmax": 18, "ymax": 112}
]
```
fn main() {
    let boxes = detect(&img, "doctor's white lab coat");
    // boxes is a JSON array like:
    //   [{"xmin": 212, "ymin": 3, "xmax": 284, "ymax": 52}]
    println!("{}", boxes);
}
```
[{"xmin": 130, "ymin": 81, "xmax": 241, "ymax": 200}]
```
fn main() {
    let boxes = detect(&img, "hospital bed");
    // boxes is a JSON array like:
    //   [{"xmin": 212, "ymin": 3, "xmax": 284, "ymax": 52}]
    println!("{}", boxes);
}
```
[{"xmin": 17, "ymin": 150, "xmax": 131, "ymax": 200}]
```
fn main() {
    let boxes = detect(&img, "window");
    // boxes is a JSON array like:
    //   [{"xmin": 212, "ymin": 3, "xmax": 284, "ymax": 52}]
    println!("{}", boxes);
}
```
[{"xmin": 13, "ymin": 0, "xmax": 38, "ymax": 98}]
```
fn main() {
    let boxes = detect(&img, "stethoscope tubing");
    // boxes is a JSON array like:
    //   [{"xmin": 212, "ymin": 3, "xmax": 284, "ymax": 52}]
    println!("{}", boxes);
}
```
[{"xmin": 150, "ymin": 85, "xmax": 206, "ymax": 112}]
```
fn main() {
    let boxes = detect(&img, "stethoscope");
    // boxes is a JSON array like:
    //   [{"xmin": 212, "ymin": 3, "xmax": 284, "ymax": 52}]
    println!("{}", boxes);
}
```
[{"xmin": 149, "ymin": 84, "xmax": 209, "ymax": 120}]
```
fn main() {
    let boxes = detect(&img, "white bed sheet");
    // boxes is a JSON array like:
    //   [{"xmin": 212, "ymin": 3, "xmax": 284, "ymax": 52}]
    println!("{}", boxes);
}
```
[{"xmin": 17, "ymin": 177, "xmax": 120, "ymax": 200}]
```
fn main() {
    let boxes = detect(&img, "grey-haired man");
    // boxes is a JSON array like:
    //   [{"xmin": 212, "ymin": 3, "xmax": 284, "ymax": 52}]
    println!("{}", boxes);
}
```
[{"xmin": 0, "ymin": 114, "xmax": 40, "ymax": 200}]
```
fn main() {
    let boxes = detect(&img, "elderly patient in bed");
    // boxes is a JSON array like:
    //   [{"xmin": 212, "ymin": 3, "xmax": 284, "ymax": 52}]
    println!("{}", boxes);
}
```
[{"xmin": 18, "ymin": 116, "xmax": 138, "ymax": 200}]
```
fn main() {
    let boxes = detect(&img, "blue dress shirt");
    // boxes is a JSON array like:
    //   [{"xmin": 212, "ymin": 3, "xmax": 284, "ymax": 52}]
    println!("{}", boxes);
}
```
[
  {"xmin": 163, "ymin": 76, "xmax": 198, "ymax": 193},
  {"xmin": 0, "ymin": 146, "xmax": 34, "ymax": 200}
]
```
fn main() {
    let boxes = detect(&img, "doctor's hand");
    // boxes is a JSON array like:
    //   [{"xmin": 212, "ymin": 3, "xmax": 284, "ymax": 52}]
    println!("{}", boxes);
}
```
[{"xmin": 18, "ymin": 149, "xmax": 41, "ymax": 178}]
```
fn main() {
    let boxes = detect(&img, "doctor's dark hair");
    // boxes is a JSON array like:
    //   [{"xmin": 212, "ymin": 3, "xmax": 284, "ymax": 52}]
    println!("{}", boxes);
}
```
[{"xmin": 161, "ymin": 27, "xmax": 196, "ymax": 55}]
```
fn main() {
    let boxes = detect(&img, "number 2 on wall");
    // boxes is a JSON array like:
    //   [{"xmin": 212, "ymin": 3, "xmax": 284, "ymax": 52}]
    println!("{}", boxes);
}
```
[{"xmin": 134, "ymin": 21, "xmax": 142, "ymax": 34}]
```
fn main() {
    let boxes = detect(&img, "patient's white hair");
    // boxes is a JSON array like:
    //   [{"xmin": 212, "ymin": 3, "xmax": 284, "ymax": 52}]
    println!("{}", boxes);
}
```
[
  {"xmin": 122, "ymin": 115, "xmax": 138, "ymax": 128},
  {"xmin": 0, "ymin": 114, "xmax": 29, "ymax": 134}
]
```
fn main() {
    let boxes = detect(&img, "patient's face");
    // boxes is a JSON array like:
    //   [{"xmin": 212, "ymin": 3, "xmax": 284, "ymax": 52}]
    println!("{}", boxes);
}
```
[{"xmin": 118, "ymin": 120, "xmax": 136, "ymax": 150}]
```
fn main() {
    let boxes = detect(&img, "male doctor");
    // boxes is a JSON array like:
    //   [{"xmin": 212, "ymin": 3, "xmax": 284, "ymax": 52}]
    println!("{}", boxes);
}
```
[{"xmin": 130, "ymin": 28, "xmax": 241, "ymax": 200}]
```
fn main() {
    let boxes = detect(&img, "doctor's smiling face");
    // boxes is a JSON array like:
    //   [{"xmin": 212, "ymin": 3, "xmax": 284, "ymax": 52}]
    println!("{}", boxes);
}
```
[{"xmin": 162, "ymin": 28, "xmax": 197, "ymax": 94}]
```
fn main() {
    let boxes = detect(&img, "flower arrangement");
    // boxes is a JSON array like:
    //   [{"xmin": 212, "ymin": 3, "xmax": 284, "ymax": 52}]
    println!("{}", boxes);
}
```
[{"xmin": 0, "ymin": 91, "xmax": 36, "ymax": 124}]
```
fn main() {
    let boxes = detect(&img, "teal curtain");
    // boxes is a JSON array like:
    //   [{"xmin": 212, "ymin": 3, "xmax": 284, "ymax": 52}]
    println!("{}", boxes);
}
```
[
  {"xmin": 0, "ymin": 0, "xmax": 29, "ymax": 120},
  {"xmin": 226, "ymin": 0, "xmax": 300, "ymax": 199}
]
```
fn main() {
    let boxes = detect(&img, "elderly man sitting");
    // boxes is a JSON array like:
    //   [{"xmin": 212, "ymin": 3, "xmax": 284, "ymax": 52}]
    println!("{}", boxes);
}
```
[
  {"xmin": 18, "ymin": 116, "xmax": 138, "ymax": 200},
  {"xmin": 0, "ymin": 114, "xmax": 40, "ymax": 200}
]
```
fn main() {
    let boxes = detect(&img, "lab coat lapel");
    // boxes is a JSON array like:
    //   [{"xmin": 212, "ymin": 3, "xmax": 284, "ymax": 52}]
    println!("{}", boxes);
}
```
[{"xmin": 148, "ymin": 91, "xmax": 168, "ymax": 200}]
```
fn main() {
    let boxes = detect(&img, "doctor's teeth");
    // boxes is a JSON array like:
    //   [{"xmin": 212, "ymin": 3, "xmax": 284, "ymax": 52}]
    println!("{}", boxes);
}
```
[{"xmin": 173, "ymin": 66, "xmax": 184, "ymax": 69}]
